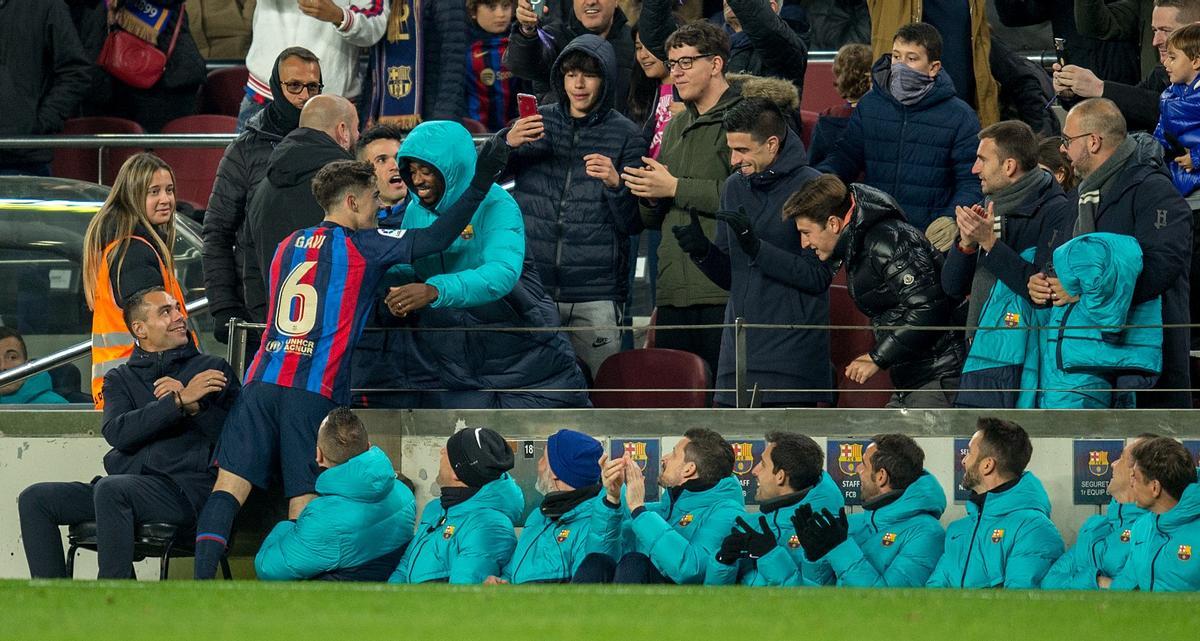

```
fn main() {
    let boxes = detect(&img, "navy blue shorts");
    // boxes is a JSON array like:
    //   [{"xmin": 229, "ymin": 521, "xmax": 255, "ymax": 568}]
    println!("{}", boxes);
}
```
[{"xmin": 213, "ymin": 381, "xmax": 337, "ymax": 498}]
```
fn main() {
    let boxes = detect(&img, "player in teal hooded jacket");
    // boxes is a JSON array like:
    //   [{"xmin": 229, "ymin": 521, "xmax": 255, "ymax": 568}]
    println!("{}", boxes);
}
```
[
  {"xmin": 797, "ymin": 435, "xmax": 947, "ymax": 587},
  {"xmin": 617, "ymin": 429, "xmax": 746, "ymax": 584},
  {"xmin": 1043, "ymin": 436, "xmax": 1151, "ymax": 589},
  {"xmin": 714, "ymin": 432, "xmax": 844, "ymax": 586},
  {"xmin": 928, "ymin": 418, "xmax": 1063, "ymax": 588},
  {"xmin": 1108, "ymin": 437, "xmax": 1200, "ymax": 592},
  {"xmin": 390, "ymin": 428, "xmax": 524, "ymax": 584},
  {"xmin": 255, "ymin": 409, "xmax": 415, "ymax": 581}
]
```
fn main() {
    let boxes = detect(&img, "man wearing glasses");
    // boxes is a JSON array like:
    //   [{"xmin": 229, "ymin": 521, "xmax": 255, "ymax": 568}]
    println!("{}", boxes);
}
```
[
  {"xmin": 1029, "ymin": 98, "xmax": 1192, "ymax": 408},
  {"xmin": 619, "ymin": 21, "xmax": 741, "ymax": 382},
  {"xmin": 204, "ymin": 47, "xmax": 323, "ymax": 345}
]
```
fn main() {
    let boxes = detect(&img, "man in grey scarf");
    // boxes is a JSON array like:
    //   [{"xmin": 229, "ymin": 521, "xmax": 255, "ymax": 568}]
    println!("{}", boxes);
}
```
[
  {"xmin": 943, "ymin": 120, "xmax": 1074, "ymax": 342},
  {"xmin": 1029, "ymin": 98, "xmax": 1193, "ymax": 408}
]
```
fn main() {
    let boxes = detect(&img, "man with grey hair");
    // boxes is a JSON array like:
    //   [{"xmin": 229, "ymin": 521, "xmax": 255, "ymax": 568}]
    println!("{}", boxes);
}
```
[{"xmin": 1029, "ymin": 98, "xmax": 1192, "ymax": 408}]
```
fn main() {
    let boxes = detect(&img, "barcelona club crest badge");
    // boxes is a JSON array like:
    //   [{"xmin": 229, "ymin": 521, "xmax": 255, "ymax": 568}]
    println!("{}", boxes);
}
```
[
  {"xmin": 1003, "ymin": 311, "xmax": 1021, "ymax": 328},
  {"xmin": 556, "ymin": 529, "xmax": 570, "ymax": 543},
  {"xmin": 442, "ymin": 525, "xmax": 456, "ymax": 540},
  {"xmin": 991, "ymin": 529, "xmax": 1005, "ymax": 543},
  {"xmin": 788, "ymin": 535, "xmax": 801, "ymax": 549},
  {"xmin": 881, "ymin": 532, "xmax": 896, "ymax": 547},
  {"xmin": 1179, "ymin": 545, "xmax": 1192, "ymax": 561},
  {"xmin": 1088, "ymin": 451, "xmax": 1110, "ymax": 477},
  {"xmin": 731, "ymin": 442, "xmax": 755, "ymax": 475},
  {"xmin": 678, "ymin": 514, "xmax": 694, "ymax": 527},
  {"xmin": 460, "ymin": 224, "xmax": 474, "ymax": 240},
  {"xmin": 1120, "ymin": 529, "xmax": 1132, "ymax": 543},
  {"xmin": 624, "ymin": 441, "xmax": 650, "ymax": 471},
  {"xmin": 838, "ymin": 442, "xmax": 863, "ymax": 476}
]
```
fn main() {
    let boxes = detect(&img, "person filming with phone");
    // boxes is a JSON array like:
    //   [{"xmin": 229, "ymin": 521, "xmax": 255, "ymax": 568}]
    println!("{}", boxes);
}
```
[{"xmin": 501, "ymin": 34, "xmax": 647, "ymax": 377}]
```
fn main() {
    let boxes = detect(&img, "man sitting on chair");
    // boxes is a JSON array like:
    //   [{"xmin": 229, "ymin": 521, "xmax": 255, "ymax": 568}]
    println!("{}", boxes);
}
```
[{"xmin": 17, "ymin": 287, "xmax": 239, "ymax": 578}]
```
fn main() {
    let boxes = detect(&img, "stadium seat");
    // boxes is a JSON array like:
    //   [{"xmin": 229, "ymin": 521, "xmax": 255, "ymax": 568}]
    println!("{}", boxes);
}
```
[
  {"xmin": 65, "ymin": 521, "xmax": 231, "ymax": 580},
  {"xmin": 200, "ymin": 66, "xmax": 250, "ymax": 117},
  {"xmin": 801, "ymin": 61, "xmax": 842, "ymax": 114},
  {"xmin": 156, "ymin": 115, "xmax": 238, "ymax": 210},
  {"xmin": 799, "ymin": 110, "xmax": 818, "ymax": 148},
  {"xmin": 51, "ymin": 117, "xmax": 145, "ymax": 185},
  {"xmin": 591, "ymin": 348, "xmax": 710, "ymax": 408},
  {"xmin": 829, "ymin": 269, "xmax": 893, "ymax": 408},
  {"xmin": 461, "ymin": 118, "xmax": 489, "ymax": 135}
]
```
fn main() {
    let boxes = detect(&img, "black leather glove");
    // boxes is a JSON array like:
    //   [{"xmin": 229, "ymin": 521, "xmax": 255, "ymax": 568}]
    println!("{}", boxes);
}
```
[
  {"xmin": 471, "ymin": 133, "xmax": 511, "ymax": 191},
  {"xmin": 716, "ymin": 207, "xmax": 760, "ymax": 258},
  {"xmin": 795, "ymin": 507, "xmax": 849, "ymax": 562},
  {"xmin": 671, "ymin": 211, "xmax": 713, "ymax": 259},
  {"xmin": 737, "ymin": 515, "xmax": 777, "ymax": 559},
  {"xmin": 716, "ymin": 528, "xmax": 749, "ymax": 565},
  {"xmin": 211, "ymin": 308, "xmax": 246, "ymax": 345}
]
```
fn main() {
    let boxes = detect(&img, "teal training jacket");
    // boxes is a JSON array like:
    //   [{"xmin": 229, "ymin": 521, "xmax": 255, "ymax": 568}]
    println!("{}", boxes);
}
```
[
  {"xmin": 1111, "ymin": 481, "xmax": 1200, "ymax": 591},
  {"xmin": 501, "ymin": 492, "xmax": 624, "ymax": 583},
  {"xmin": 1042, "ymin": 499, "xmax": 1148, "ymax": 589},
  {"xmin": 737, "ymin": 472, "xmax": 845, "ymax": 586}
]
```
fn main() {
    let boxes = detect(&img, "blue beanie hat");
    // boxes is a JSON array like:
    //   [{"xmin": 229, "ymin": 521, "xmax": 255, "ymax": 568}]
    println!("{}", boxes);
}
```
[{"xmin": 547, "ymin": 429, "xmax": 602, "ymax": 489}]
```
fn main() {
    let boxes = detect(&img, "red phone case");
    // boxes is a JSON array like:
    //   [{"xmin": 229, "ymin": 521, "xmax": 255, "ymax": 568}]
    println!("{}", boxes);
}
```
[{"xmin": 518, "ymin": 93, "xmax": 538, "ymax": 118}]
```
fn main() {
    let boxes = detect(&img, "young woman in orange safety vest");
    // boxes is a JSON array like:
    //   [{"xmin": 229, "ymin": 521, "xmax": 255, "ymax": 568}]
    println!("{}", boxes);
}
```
[{"xmin": 82, "ymin": 153, "xmax": 195, "ymax": 409}]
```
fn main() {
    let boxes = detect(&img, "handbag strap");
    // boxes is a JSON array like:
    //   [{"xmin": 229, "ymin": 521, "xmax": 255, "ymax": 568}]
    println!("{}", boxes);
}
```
[{"xmin": 163, "ymin": 6, "xmax": 185, "ymax": 59}]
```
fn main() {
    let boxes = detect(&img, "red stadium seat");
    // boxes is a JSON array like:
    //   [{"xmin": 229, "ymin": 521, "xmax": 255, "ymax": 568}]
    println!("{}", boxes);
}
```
[
  {"xmin": 799, "ymin": 110, "xmax": 818, "ymax": 148},
  {"xmin": 200, "ymin": 66, "xmax": 250, "ymax": 117},
  {"xmin": 51, "ymin": 117, "xmax": 145, "ymax": 185},
  {"xmin": 591, "ymin": 348, "xmax": 710, "ymax": 408},
  {"xmin": 461, "ymin": 118, "xmax": 489, "ymax": 135},
  {"xmin": 156, "ymin": 115, "xmax": 238, "ymax": 210},
  {"xmin": 801, "ymin": 61, "xmax": 842, "ymax": 114},
  {"xmin": 829, "ymin": 269, "xmax": 893, "ymax": 408}
]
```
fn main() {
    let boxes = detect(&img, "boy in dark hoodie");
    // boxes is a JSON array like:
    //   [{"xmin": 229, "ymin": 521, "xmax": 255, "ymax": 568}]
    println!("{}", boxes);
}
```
[{"xmin": 503, "ymin": 34, "xmax": 647, "ymax": 377}]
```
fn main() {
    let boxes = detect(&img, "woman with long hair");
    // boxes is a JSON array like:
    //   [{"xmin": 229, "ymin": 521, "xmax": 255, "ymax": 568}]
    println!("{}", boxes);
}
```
[
  {"xmin": 628, "ymin": 23, "xmax": 683, "ymax": 159},
  {"xmin": 82, "ymin": 152, "xmax": 194, "ymax": 407}
]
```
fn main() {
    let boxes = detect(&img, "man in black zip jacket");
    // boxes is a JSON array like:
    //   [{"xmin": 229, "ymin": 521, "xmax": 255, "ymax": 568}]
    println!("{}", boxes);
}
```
[
  {"xmin": 0, "ymin": 0, "xmax": 90, "ymax": 175},
  {"xmin": 17, "ymin": 286, "xmax": 239, "ymax": 578}
]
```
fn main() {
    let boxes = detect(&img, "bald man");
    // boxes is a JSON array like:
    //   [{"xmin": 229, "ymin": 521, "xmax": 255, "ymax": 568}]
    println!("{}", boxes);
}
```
[
  {"xmin": 1030, "ymin": 98, "xmax": 1192, "ymax": 408},
  {"xmin": 241, "ymin": 94, "xmax": 362, "ymax": 321}
]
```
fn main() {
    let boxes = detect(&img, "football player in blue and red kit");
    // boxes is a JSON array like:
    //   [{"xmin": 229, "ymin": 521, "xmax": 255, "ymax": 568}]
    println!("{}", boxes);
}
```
[{"xmin": 194, "ymin": 134, "xmax": 509, "ymax": 578}]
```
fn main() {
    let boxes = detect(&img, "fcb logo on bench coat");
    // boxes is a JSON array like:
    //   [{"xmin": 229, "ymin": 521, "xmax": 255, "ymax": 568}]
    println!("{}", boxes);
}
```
[
  {"xmin": 1088, "ymin": 451, "xmax": 1110, "ymax": 476},
  {"xmin": 881, "ymin": 532, "xmax": 896, "ymax": 547},
  {"xmin": 443, "ymin": 525, "xmax": 456, "ymax": 540},
  {"xmin": 991, "ymin": 529, "xmax": 1005, "ymax": 543},
  {"xmin": 1180, "ymin": 545, "xmax": 1192, "ymax": 561},
  {"xmin": 556, "ymin": 529, "xmax": 570, "ymax": 543},
  {"xmin": 788, "ymin": 535, "xmax": 800, "ymax": 549},
  {"xmin": 1120, "ymin": 529, "xmax": 1132, "ymax": 543},
  {"xmin": 678, "ymin": 514, "xmax": 694, "ymax": 527}
]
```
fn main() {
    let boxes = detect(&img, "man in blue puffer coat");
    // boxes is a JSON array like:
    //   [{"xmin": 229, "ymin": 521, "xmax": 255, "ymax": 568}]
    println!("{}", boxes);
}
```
[
  {"xmin": 816, "ymin": 22, "xmax": 981, "ymax": 233},
  {"xmin": 927, "ymin": 417, "xmax": 1063, "ymax": 588},
  {"xmin": 390, "ymin": 427, "xmax": 524, "ymax": 584},
  {"xmin": 380, "ymin": 120, "xmax": 589, "ymax": 408},
  {"xmin": 1043, "ymin": 434, "xmax": 1152, "ymax": 589},
  {"xmin": 711, "ymin": 432, "xmax": 844, "ymax": 586},
  {"xmin": 1108, "ymin": 436, "xmax": 1200, "ymax": 591},
  {"xmin": 796, "ymin": 434, "xmax": 946, "ymax": 587},
  {"xmin": 503, "ymin": 34, "xmax": 646, "ymax": 377},
  {"xmin": 488, "ymin": 429, "xmax": 623, "ymax": 584},
  {"xmin": 255, "ymin": 408, "xmax": 415, "ymax": 581}
]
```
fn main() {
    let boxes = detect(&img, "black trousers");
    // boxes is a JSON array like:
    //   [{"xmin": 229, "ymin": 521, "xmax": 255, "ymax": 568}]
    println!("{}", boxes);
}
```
[
  {"xmin": 654, "ymin": 304, "xmax": 724, "ymax": 383},
  {"xmin": 18, "ymin": 475, "xmax": 192, "ymax": 579},
  {"xmin": 572, "ymin": 552, "xmax": 675, "ymax": 584}
]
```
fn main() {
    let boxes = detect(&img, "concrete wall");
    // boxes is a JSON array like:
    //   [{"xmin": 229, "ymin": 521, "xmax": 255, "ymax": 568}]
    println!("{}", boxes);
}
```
[{"xmin": 2, "ymin": 408, "xmax": 1198, "ymax": 580}]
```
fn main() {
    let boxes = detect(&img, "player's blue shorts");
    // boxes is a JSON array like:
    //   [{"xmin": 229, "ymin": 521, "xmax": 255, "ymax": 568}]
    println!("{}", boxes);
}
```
[{"xmin": 212, "ymin": 381, "xmax": 337, "ymax": 498}]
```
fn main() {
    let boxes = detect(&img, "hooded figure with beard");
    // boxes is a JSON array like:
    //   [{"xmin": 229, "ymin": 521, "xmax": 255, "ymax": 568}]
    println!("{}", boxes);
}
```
[{"xmin": 202, "ymin": 47, "xmax": 323, "ymax": 343}]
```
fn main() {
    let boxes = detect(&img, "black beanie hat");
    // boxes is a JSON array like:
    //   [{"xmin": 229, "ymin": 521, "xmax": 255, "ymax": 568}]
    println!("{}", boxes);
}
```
[{"xmin": 447, "ymin": 427, "xmax": 514, "ymax": 488}]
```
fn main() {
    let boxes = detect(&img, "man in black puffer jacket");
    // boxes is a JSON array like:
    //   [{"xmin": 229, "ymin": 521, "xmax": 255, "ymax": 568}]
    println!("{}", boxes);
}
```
[
  {"xmin": 785, "ymin": 175, "xmax": 964, "ymax": 408},
  {"xmin": 202, "ymin": 47, "xmax": 322, "ymax": 342},
  {"xmin": 503, "ymin": 34, "xmax": 646, "ymax": 376},
  {"xmin": 241, "ymin": 94, "xmax": 358, "ymax": 322},
  {"xmin": 17, "ymin": 286, "xmax": 239, "ymax": 579},
  {"xmin": 506, "ymin": 0, "xmax": 636, "ymax": 116}
]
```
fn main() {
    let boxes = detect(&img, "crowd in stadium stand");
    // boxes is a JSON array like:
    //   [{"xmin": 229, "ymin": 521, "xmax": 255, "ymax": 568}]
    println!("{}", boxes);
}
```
[{"xmin": 4, "ymin": 0, "xmax": 1200, "ymax": 591}]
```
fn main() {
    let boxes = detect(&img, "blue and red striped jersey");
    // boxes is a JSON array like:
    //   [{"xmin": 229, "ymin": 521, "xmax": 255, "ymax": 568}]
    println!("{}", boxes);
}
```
[
  {"xmin": 245, "ymin": 221, "xmax": 414, "ymax": 403},
  {"xmin": 465, "ymin": 32, "xmax": 517, "ymax": 131}
]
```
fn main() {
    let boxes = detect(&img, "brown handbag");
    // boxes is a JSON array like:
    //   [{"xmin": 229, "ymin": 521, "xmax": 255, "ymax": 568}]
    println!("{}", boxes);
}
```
[{"xmin": 97, "ymin": 7, "xmax": 185, "ymax": 90}]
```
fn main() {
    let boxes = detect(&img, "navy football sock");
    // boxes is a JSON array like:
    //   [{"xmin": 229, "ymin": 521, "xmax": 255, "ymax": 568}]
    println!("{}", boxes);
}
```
[{"xmin": 193, "ymin": 490, "xmax": 240, "ymax": 580}]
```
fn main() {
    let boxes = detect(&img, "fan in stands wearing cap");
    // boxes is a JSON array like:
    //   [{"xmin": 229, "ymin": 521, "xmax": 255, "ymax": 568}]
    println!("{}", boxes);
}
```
[
  {"xmin": 485, "ymin": 429, "xmax": 625, "ymax": 584},
  {"xmin": 389, "ymin": 427, "xmax": 525, "ymax": 584}
]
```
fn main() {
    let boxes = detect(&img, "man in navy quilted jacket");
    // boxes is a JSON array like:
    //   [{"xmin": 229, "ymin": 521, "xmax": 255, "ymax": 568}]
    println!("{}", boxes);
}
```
[{"xmin": 816, "ymin": 21, "xmax": 982, "ymax": 246}]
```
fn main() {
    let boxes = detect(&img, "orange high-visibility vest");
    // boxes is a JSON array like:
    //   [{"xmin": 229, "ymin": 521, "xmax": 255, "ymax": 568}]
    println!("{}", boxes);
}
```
[{"xmin": 90, "ymin": 236, "xmax": 192, "ymax": 409}]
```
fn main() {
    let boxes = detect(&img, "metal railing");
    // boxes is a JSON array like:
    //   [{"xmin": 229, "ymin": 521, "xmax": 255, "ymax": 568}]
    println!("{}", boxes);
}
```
[{"xmin": 0, "ymin": 297, "xmax": 210, "ymax": 391}]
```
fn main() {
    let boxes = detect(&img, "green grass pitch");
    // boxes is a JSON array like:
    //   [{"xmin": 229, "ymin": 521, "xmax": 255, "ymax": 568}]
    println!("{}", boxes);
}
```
[{"xmin": 2, "ymin": 580, "xmax": 1198, "ymax": 640}]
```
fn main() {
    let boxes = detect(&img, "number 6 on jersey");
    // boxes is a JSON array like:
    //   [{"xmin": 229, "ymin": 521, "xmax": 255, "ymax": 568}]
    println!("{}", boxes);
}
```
[{"xmin": 275, "ymin": 261, "xmax": 319, "ymax": 336}]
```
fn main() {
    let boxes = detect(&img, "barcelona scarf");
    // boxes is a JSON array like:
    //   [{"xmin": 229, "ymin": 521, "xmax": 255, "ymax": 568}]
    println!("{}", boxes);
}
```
[
  {"xmin": 367, "ymin": 0, "xmax": 423, "ymax": 129},
  {"xmin": 108, "ymin": 0, "xmax": 174, "ymax": 44}
]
